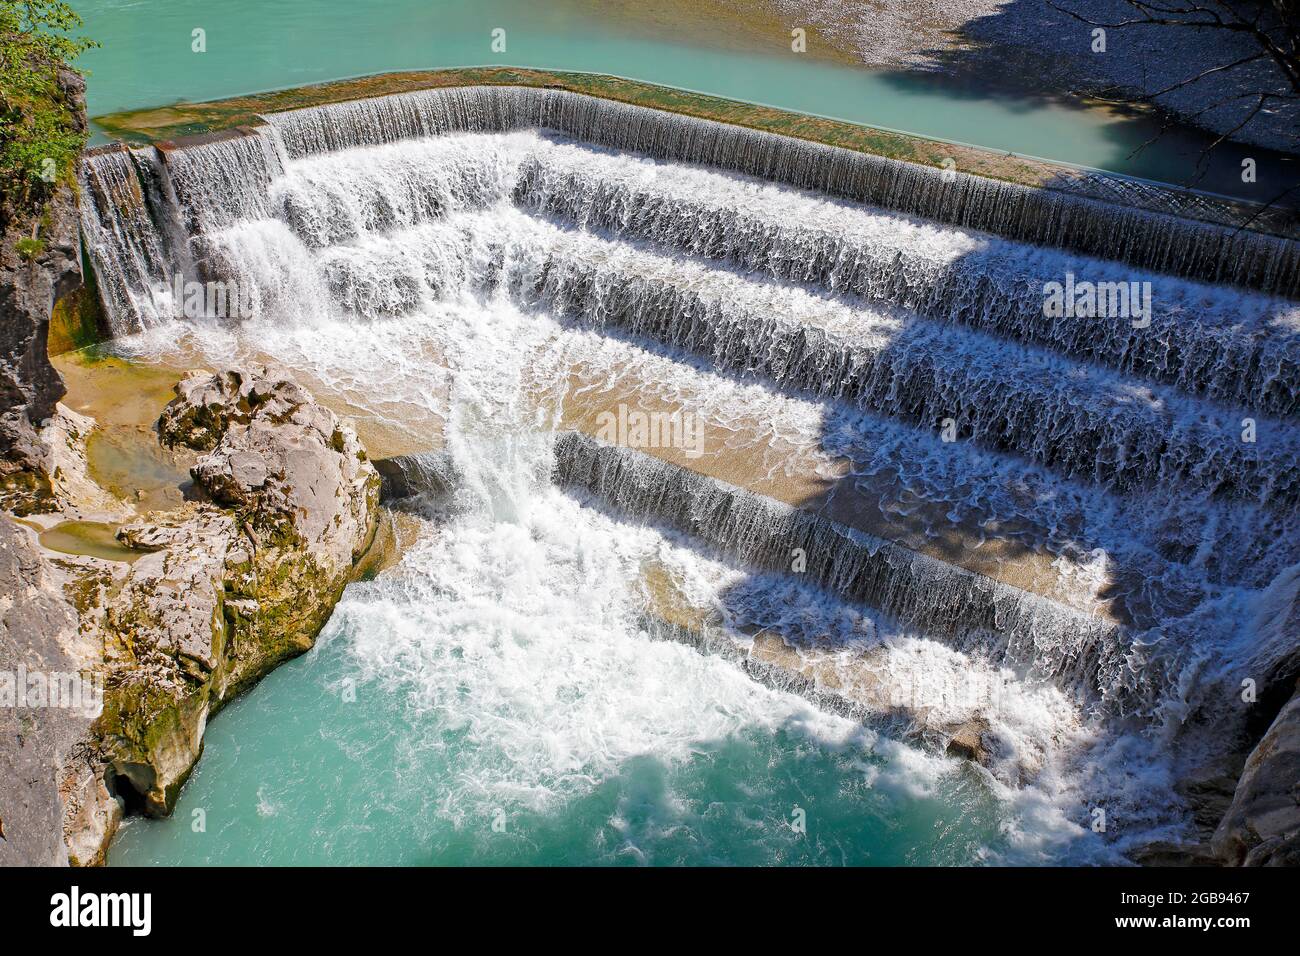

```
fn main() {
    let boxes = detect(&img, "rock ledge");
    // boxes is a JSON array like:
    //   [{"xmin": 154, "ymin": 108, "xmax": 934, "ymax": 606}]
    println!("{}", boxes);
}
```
[{"xmin": 1, "ymin": 365, "xmax": 379, "ymax": 865}]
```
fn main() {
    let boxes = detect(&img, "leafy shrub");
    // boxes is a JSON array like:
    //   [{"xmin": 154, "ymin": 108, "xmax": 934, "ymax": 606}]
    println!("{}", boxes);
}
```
[
  {"xmin": 15, "ymin": 236, "xmax": 45, "ymax": 260},
  {"xmin": 0, "ymin": 1, "xmax": 96, "ymax": 213}
]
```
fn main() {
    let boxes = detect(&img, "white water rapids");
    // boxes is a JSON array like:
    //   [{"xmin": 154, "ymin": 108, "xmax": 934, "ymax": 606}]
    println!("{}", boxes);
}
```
[{"xmin": 81, "ymin": 93, "xmax": 1300, "ymax": 864}]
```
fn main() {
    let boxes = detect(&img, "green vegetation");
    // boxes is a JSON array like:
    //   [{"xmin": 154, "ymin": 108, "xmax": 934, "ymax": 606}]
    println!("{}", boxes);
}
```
[
  {"xmin": 15, "ymin": 235, "xmax": 44, "ymax": 259},
  {"xmin": 0, "ymin": 0, "xmax": 96, "ymax": 213},
  {"xmin": 47, "ymin": 244, "xmax": 107, "ymax": 350}
]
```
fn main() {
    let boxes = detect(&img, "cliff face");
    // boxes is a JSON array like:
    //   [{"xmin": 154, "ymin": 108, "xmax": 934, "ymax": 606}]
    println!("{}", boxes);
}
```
[
  {"xmin": 1211, "ymin": 591, "xmax": 1300, "ymax": 867},
  {"xmin": 1213, "ymin": 685, "xmax": 1300, "ymax": 866},
  {"xmin": 91, "ymin": 367, "xmax": 381, "ymax": 830},
  {"xmin": 0, "ymin": 509, "xmax": 97, "ymax": 866},
  {"xmin": 0, "ymin": 67, "xmax": 86, "ymax": 514}
]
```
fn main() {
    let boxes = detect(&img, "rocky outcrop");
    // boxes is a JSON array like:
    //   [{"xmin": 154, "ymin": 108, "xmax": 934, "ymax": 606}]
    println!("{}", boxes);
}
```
[
  {"xmin": 1212, "ymin": 685, "xmax": 1300, "ymax": 866},
  {"xmin": 1125, "ymin": 565, "xmax": 1300, "ymax": 867},
  {"xmin": 1, "ymin": 365, "xmax": 379, "ymax": 863},
  {"xmin": 1204, "ymin": 577, "xmax": 1300, "ymax": 867},
  {"xmin": 79, "ymin": 366, "xmax": 380, "ymax": 845},
  {"xmin": 1127, "ymin": 840, "xmax": 1222, "ymax": 867},
  {"xmin": 944, "ymin": 718, "xmax": 992, "ymax": 765},
  {"xmin": 0, "ymin": 67, "xmax": 87, "ymax": 515},
  {"xmin": 0, "ymin": 512, "xmax": 100, "ymax": 866}
]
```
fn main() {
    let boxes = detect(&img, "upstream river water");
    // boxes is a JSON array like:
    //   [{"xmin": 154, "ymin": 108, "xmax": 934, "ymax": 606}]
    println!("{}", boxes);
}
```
[{"xmin": 75, "ymin": 0, "xmax": 1286, "ymax": 198}]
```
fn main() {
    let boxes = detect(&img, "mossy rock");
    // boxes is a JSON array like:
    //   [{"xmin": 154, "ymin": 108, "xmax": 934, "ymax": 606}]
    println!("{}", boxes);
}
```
[
  {"xmin": 0, "ymin": 466, "xmax": 56, "ymax": 515},
  {"xmin": 16, "ymin": 236, "xmax": 46, "ymax": 261},
  {"xmin": 47, "ymin": 244, "xmax": 108, "ymax": 355}
]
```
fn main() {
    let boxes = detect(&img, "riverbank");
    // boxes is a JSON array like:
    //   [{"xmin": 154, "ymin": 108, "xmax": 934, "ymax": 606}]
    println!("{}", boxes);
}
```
[
  {"xmin": 696, "ymin": 0, "xmax": 1300, "ymax": 156},
  {"xmin": 0, "ymin": 357, "xmax": 382, "ymax": 865}
]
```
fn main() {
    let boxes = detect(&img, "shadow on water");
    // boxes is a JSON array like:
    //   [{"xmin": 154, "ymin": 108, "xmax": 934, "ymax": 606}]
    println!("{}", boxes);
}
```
[
  {"xmin": 523, "ymin": 285, "xmax": 1295, "ymax": 858},
  {"xmin": 864, "ymin": 0, "xmax": 1300, "ymax": 203}
]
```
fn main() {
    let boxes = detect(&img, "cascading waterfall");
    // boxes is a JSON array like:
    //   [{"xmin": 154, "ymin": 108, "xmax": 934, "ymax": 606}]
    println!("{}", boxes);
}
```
[
  {"xmin": 553, "ymin": 431, "xmax": 1149, "ymax": 713},
  {"xmin": 438, "ymin": 210, "xmax": 1299, "ymax": 506},
  {"xmin": 77, "ymin": 145, "xmax": 180, "ymax": 331},
  {"xmin": 159, "ymin": 129, "xmax": 285, "ymax": 234},
  {"xmin": 265, "ymin": 86, "xmax": 1300, "ymax": 296},
  {"xmin": 80, "ymin": 125, "xmax": 1300, "ymax": 415},
  {"xmin": 513, "ymin": 150, "xmax": 1300, "ymax": 418},
  {"xmin": 78, "ymin": 89, "xmax": 1300, "ymax": 860},
  {"xmin": 197, "ymin": 195, "xmax": 1296, "ymax": 506},
  {"xmin": 270, "ymin": 132, "xmax": 532, "ymax": 249}
]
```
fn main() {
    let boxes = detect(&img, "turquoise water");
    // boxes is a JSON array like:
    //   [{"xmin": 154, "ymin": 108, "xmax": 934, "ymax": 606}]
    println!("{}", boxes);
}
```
[
  {"xmin": 109, "ymin": 595, "xmax": 1003, "ymax": 867},
  {"xmin": 108, "ymin": 496, "xmax": 1015, "ymax": 867},
  {"xmin": 102, "ymin": 291, "xmax": 1087, "ymax": 867},
  {"xmin": 75, "ymin": 0, "xmax": 1280, "ymax": 196}
]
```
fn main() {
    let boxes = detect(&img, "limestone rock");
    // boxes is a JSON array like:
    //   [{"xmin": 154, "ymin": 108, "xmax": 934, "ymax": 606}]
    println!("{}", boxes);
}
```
[
  {"xmin": 0, "ymin": 514, "xmax": 98, "ymax": 866},
  {"xmin": 161, "ymin": 365, "xmax": 376, "ymax": 559},
  {"xmin": 167, "ymin": 365, "xmax": 380, "ymax": 681},
  {"xmin": 87, "ymin": 366, "xmax": 380, "ymax": 824},
  {"xmin": 1128, "ymin": 840, "xmax": 1221, "ymax": 867},
  {"xmin": 39, "ymin": 404, "xmax": 126, "ymax": 517},
  {"xmin": 1212, "ymin": 686, "xmax": 1300, "ymax": 866},
  {"xmin": 0, "ymin": 68, "xmax": 87, "ymax": 514},
  {"xmin": 1176, "ymin": 755, "xmax": 1245, "ymax": 840},
  {"xmin": 112, "ymin": 511, "xmax": 235, "ymax": 675},
  {"xmin": 945, "ymin": 718, "xmax": 992, "ymax": 765},
  {"xmin": 158, "ymin": 368, "xmax": 258, "ymax": 451},
  {"xmin": 0, "ymin": 365, "xmax": 382, "ymax": 863}
]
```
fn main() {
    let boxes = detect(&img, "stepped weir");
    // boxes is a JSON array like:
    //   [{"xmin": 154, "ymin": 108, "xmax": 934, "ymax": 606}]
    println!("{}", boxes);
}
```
[{"xmin": 77, "ymin": 84, "xmax": 1300, "ymax": 854}]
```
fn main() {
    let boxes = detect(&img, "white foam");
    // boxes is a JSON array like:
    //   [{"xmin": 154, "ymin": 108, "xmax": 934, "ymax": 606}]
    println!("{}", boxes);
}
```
[{"xmin": 92, "ymin": 126, "xmax": 1300, "ymax": 863}]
